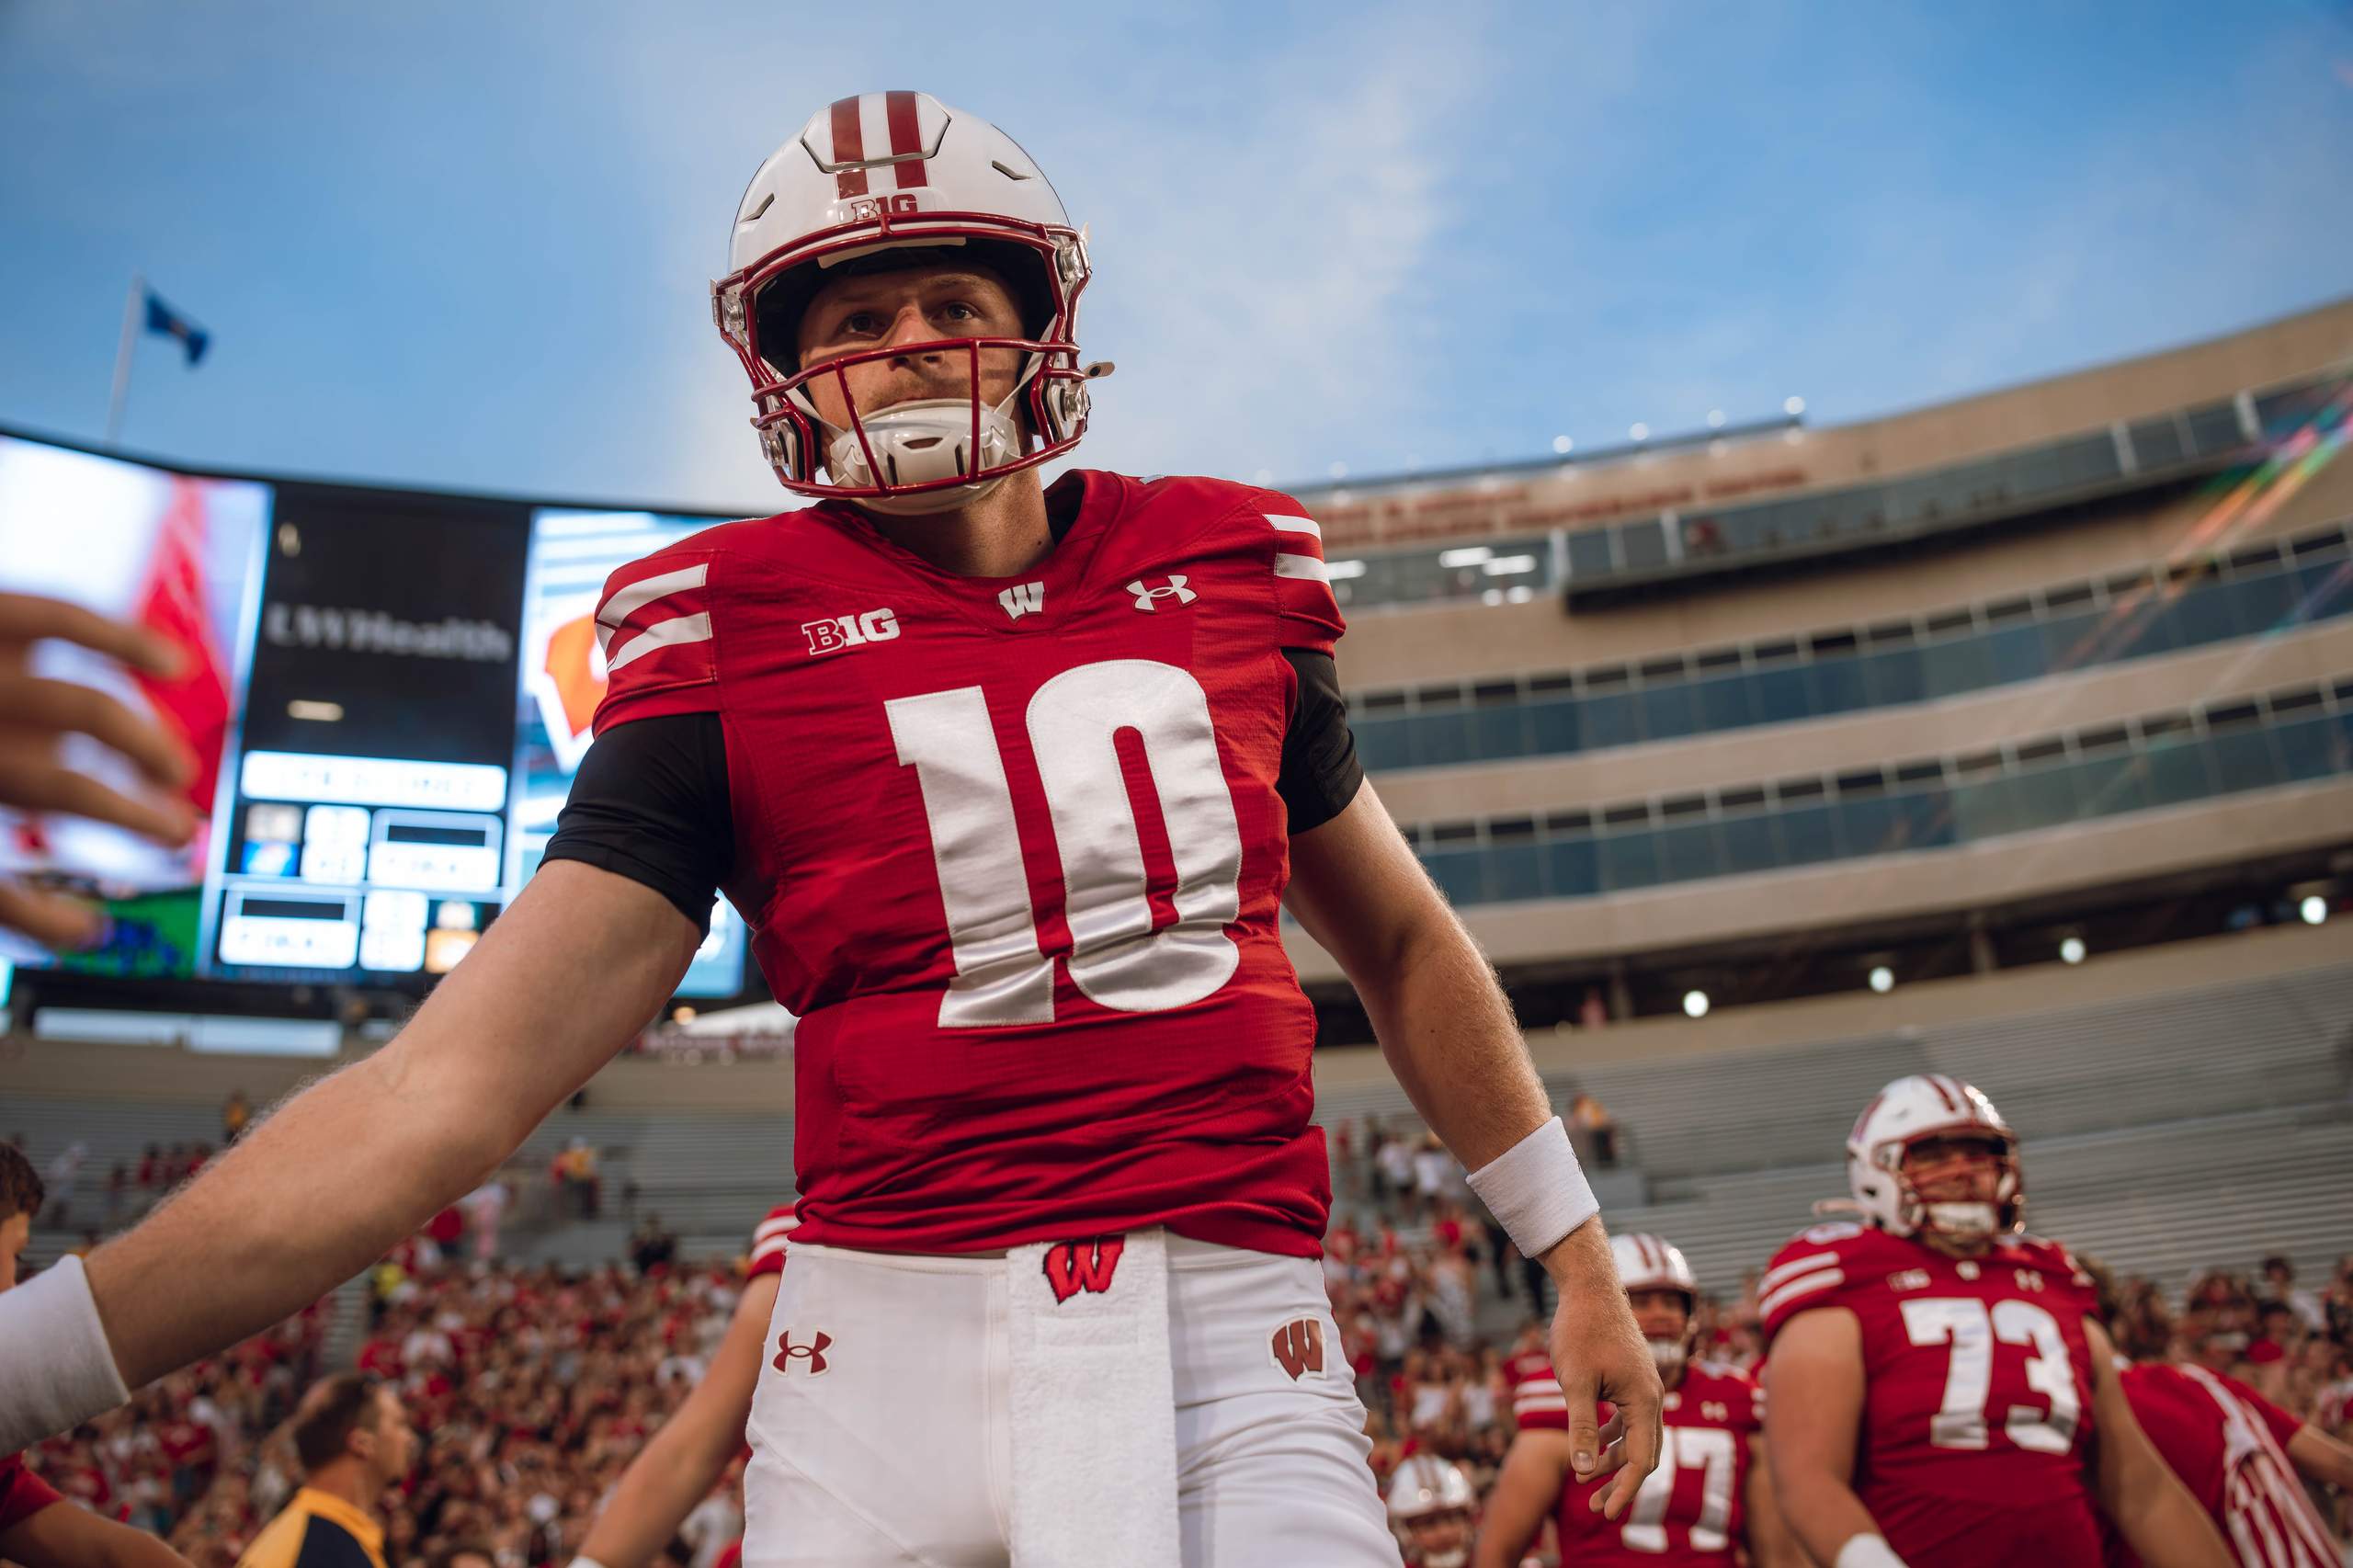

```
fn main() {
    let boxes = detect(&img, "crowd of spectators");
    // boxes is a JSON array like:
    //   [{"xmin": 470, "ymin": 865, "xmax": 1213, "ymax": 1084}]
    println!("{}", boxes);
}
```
[{"xmin": 14, "ymin": 1113, "xmax": 2351, "ymax": 1564}]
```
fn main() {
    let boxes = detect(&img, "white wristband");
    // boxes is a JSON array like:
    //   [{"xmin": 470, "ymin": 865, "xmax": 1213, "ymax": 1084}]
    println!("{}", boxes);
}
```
[
  {"xmin": 1835, "ymin": 1536, "xmax": 1907, "ymax": 1568},
  {"xmin": 1463, "ymin": 1117, "xmax": 1597, "ymax": 1259},
  {"xmin": 568, "ymin": 1557, "xmax": 612, "ymax": 1568},
  {"xmin": 0, "ymin": 1255, "xmax": 132, "ymax": 1453}
]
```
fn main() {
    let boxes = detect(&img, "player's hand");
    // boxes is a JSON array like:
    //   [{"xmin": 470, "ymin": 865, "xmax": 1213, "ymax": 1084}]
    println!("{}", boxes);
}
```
[
  {"xmin": 0, "ymin": 593, "xmax": 196, "ymax": 949},
  {"xmin": 1540, "ymin": 1218, "xmax": 1664, "ymax": 1521}
]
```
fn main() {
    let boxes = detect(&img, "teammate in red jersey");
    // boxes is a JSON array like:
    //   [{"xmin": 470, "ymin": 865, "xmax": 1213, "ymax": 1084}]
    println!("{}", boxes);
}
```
[
  {"xmin": 1763, "ymin": 1074, "xmax": 2231, "ymax": 1568},
  {"xmin": 1388, "ymin": 1454, "xmax": 1479, "ymax": 1568},
  {"xmin": 569, "ymin": 1205, "xmax": 795, "ymax": 1568},
  {"xmin": 1476, "ymin": 1233, "xmax": 1803, "ymax": 1568},
  {"xmin": 2, "ymin": 92, "xmax": 1660, "ymax": 1568},
  {"xmin": 0, "ymin": 1145, "xmax": 191, "ymax": 1568},
  {"xmin": 2086, "ymin": 1258, "xmax": 2353, "ymax": 1567}
]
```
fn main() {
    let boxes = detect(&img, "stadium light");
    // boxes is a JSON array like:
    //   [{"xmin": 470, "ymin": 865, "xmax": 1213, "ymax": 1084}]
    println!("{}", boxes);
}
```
[
  {"xmin": 2300, "ymin": 895, "xmax": 2329, "ymax": 926},
  {"xmin": 1784, "ymin": 395, "xmax": 1806, "ymax": 416},
  {"xmin": 1869, "ymin": 965, "xmax": 1894, "ymax": 994},
  {"xmin": 1327, "ymin": 461, "xmax": 1348, "ymax": 480},
  {"xmin": 1552, "ymin": 434, "xmax": 1574, "ymax": 454},
  {"xmin": 1438, "ymin": 546, "xmax": 1495, "ymax": 568},
  {"xmin": 673, "ymin": 1006, "xmax": 698, "ymax": 1024},
  {"xmin": 1629, "ymin": 422, "xmax": 1650, "ymax": 441},
  {"xmin": 1707, "ymin": 409, "xmax": 1727, "ymax": 429},
  {"xmin": 1682, "ymin": 989, "xmax": 1711, "ymax": 1018},
  {"xmin": 2059, "ymin": 936, "xmax": 2087, "ymax": 965}
]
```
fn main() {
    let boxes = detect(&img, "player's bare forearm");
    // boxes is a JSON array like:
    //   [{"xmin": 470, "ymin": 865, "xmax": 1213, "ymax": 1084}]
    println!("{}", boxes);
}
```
[
  {"xmin": 1, "ymin": 1497, "xmax": 197, "ymax": 1568},
  {"xmin": 2086, "ymin": 1324, "xmax": 2232, "ymax": 1568},
  {"xmin": 1471, "ymin": 1431, "xmax": 1571, "ymax": 1568},
  {"xmin": 581, "ymin": 1273, "xmax": 778, "ymax": 1568},
  {"xmin": 86, "ymin": 861, "xmax": 701, "ymax": 1389},
  {"xmin": 1743, "ymin": 1438, "xmax": 1809, "ymax": 1568},
  {"xmin": 1765, "ymin": 1312, "xmax": 1887, "ymax": 1564},
  {"xmin": 1283, "ymin": 782, "xmax": 1551, "ymax": 1168}
]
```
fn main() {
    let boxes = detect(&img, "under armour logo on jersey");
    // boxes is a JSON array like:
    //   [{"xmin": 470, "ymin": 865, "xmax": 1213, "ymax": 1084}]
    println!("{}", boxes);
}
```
[
  {"xmin": 1041, "ymin": 1237, "xmax": 1123, "ymax": 1303},
  {"xmin": 773, "ymin": 1329, "xmax": 831, "ymax": 1375},
  {"xmin": 998, "ymin": 581, "xmax": 1045, "ymax": 620},
  {"xmin": 803, "ymin": 608, "xmax": 900, "ymax": 657},
  {"xmin": 1269, "ymin": 1318, "xmax": 1325, "ymax": 1381},
  {"xmin": 1126, "ymin": 576, "xmax": 1197, "ymax": 611}
]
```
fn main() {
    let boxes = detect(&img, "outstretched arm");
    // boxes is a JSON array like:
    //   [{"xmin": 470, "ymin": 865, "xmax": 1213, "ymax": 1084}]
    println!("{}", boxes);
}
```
[
  {"xmin": 576, "ymin": 1272, "xmax": 780, "ymax": 1568},
  {"xmin": 0, "ymin": 859, "xmax": 700, "ymax": 1449},
  {"xmin": 2, "ymin": 1497, "xmax": 197, "ymax": 1568},
  {"xmin": 1286, "ymin": 781, "xmax": 1660, "ymax": 1519}
]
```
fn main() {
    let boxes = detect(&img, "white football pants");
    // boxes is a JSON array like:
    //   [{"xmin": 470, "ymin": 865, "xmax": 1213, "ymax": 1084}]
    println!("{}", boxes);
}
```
[{"xmin": 740, "ymin": 1231, "xmax": 1399, "ymax": 1567}]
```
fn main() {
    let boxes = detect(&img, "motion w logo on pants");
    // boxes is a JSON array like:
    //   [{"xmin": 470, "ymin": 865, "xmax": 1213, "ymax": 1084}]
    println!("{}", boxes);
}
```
[
  {"xmin": 1041, "ymin": 1237, "xmax": 1124, "ymax": 1303},
  {"xmin": 1270, "ymin": 1318, "xmax": 1324, "ymax": 1381}
]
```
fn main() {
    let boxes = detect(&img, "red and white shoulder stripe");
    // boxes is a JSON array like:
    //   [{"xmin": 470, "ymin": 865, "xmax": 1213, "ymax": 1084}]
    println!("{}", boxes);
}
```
[
  {"xmin": 1505, "ymin": 1351, "xmax": 1569, "ymax": 1431},
  {"xmin": 1257, "ymin": 498, "xmax": 1345, "ymax": 653},
  {"xmin": 590, "ymin": 551, "xmax": 721, "ymax": 733},
  {"xmin": 747, "ymin": 1203, "xmax": 798, "ymax": 1278},
  {"xmin": 1757, "ymin": 1249, "xmax": 1847, "ymax": 1329}
]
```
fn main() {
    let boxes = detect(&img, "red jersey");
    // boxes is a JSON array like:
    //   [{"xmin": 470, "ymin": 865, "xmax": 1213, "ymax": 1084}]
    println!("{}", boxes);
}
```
[
  {"xmin": 0, "ymin": 1451, "xmax": 62, "ymax": 1532},
  {"xmin": 592, "ymin": 472, "xmax": 1345, "ymax": 1256},
  {"xmin": 1760, "ymin": 1222, "xmax": 2104, "ymax": 1565},
  {"xmin": 748, "ymin": 1203, "xmax": 797, "ymax": 1278},
  {"xmin": 2108, "ymin": 1363, "xmax": 2334, "ymax": 1568}
]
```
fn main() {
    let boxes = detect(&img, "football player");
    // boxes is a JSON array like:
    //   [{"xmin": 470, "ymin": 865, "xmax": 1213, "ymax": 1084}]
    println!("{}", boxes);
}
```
[
  {"xmin": 568, "ymin": 1205, "xmax": 795, "ymax": 1568},
  {"xmin": 1762, "ymin": 1074, "xmax": 2232, "ymax": 1567},
  {"xmin": 2084, "ymin": 1256, "xmax": 2353, "ymax": 1566},
  {"xmin": 0, "ymin": 94, "xmax": 1662, "ymax": 1567},
  {"xmin": 1474, "ymin": 1233, "xmax": 1803, "ymax": 1568},
  {"xmin": 1388, "ymin": 1454, "xmax": 1478, "ymax": 1568},
  {"xmin": 0, "ymin": 1144, "xmax": 193, "ymax": 1568}
]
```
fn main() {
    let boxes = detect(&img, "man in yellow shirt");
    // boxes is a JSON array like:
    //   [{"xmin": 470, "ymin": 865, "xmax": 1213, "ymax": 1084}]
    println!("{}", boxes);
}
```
[{"xmin": 236, "ymin": 1375, "xmax": 414, "ymax": 1568}]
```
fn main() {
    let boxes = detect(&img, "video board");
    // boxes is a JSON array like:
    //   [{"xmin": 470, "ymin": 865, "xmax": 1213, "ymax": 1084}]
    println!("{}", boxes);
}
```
[
  {"xmin": 0, "ymin": 434, "xmax": 269, "ymax": 979},
  {"xmin": 0, "ymin": 429, "xmax": 755, "ymax": 1005},
  {"xmin": 201, "ymin": 484, "xmax": 534, "ymax": 982}
]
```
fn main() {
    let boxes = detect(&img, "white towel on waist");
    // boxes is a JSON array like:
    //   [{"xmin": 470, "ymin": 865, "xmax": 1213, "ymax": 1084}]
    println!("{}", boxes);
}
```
[{"xmin": 1006, "ymin": 1231, "xmax": 1180, "ymax": 1568}]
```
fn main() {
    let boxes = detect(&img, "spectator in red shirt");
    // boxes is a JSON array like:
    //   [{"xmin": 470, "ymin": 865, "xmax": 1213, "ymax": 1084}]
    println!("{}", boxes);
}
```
[{"xmin": 1, "ymin": 1142, "xmax": 194, "ymax": 1568}]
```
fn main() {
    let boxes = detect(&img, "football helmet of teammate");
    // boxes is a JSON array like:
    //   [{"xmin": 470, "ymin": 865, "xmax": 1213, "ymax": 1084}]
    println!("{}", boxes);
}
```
[
  {"xmin": 1387, "ymin": 1453, "xmax": 1477, "ymax": 1568},
  {"xmin": 1841, "ymin": 1074, "xmax": 2022, "ymax": 1251},
  {"xmin": 711, "ymin": 91, "xmax": 1100, "ymax": 515},
  {"xmin": 1610, "ymin": 1232, "xmax": 1701, "ymax": 1380}
]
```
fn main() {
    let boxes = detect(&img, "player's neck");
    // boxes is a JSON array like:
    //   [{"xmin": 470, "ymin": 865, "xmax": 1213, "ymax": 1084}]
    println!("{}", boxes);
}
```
[
  {"xmin": 855, "ymin": 472, "xmax": 1053, "ymax": 578},
  {"xmin": 301, "ymin": 1459, "xmax": 382, "ymax": 1522}
]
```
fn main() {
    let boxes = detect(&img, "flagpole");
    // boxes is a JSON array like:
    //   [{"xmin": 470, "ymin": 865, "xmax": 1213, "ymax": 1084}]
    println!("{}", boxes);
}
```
[{"xmin": 106, "ymin": 271, "xmax": 143, "ymax": 448}]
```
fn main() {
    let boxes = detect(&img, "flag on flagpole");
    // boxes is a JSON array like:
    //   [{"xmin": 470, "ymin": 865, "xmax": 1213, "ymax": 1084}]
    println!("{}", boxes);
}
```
[{"xmin": 142, "ymin": 289, "xmax": 210, "ymax": 366}]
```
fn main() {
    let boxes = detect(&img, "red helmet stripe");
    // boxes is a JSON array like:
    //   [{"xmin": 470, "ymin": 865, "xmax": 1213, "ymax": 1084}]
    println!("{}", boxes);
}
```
[
  {"xmin": 830, "ymin": 97, "xmax": 869, "ymax": 199},
  {"xmin": 1924, "ymin": 1075, "xmax": 1959, "ymax": 1112},
  {"xmin": 885, "ymin": 90, "xmax": 927, "ymax": 190}
]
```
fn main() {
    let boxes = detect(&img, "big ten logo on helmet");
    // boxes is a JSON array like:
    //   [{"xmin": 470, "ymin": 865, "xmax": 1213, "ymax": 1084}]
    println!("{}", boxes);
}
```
[
  {"xmin": 847, "ymin": 193, "xmax": 920, "ymax": 223},
  {"xmin": 802, "ymin": 608, "xmax": 900, "ymax": 657}
]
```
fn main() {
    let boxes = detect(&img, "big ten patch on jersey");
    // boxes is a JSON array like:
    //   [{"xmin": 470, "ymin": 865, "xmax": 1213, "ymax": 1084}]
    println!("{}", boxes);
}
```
[
  {"xmin": 1559, "ymin": 1363, "xmax": 1760, "ymax": 1565},
  {"xmin": 589, "ymin": 472, "xmax": 1348, "ymax": 1256}
]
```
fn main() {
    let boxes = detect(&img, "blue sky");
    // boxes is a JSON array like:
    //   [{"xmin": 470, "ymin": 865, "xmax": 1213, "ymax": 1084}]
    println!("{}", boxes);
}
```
[{"xmin": 3, "ymin": 1, "xmax": 2348, "ymax": 516}]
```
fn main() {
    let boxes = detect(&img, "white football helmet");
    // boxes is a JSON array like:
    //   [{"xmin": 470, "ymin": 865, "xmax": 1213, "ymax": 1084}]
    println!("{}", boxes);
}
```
[
  {"xmin": 1387, "ymin": 1454, "xmax": 1476, "ymax": 1568},
  {"xmin": 1612, "ymin": 1232, "xmax": 1700, "ymax": 1377},
  {"xmin": 1845, "ymin": 1074, "xmax": 2024, "ymax": 1241},
  {"xmin": 712, "ymin": 91, "xmax": 1096, "ymax": 514}
]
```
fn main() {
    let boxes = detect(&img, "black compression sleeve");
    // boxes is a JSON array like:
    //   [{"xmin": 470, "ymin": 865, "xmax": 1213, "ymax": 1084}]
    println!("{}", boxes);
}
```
[
  {"xmin": 1279, "ymin": 648, "xmax": 1365, "ymax": 834},
  {"xmin": 540, "ymin": 713, "xmax": 733, "ymax": 934}
]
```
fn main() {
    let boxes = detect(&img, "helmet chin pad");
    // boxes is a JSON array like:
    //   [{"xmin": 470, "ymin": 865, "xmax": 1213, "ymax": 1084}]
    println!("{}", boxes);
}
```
[
  {"xmin": 1924, "ymin": 1200, "xmax": 2001, "ymax": 1238},
  {"xmin": 823, "ymin": 396, "xmax": 1022, "ymax": 515}
]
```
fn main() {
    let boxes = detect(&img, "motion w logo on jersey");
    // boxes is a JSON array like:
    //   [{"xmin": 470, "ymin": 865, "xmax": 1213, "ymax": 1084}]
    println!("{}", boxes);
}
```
[{"xmin": 1041, "ymin": 1237, "xmax": 1123, "ymax": 1303}]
